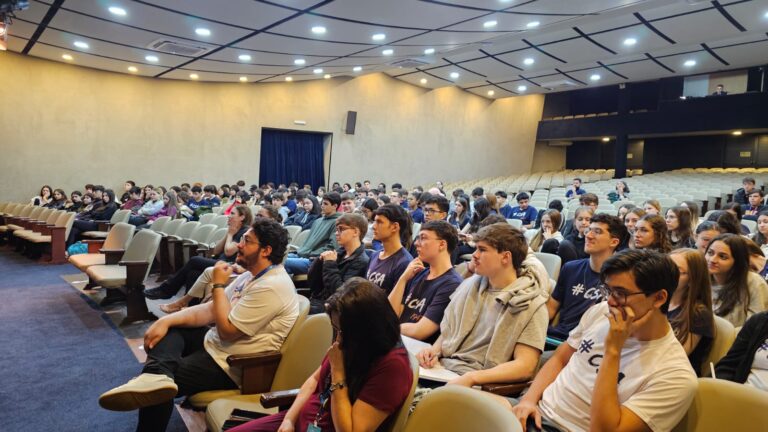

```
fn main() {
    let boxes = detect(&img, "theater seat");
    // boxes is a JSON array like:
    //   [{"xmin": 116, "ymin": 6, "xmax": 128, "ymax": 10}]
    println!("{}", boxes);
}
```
[
  {"xmin": 672, "ymin": 378, "xmax": 768, "ymax": 432},
  {"xmin": 82, "ymin": 209, "xmax": 131, "ymax": 239},
  {"xmin": 700, "ymin": 316, "xmax": 736, "ymax": 377},
  {"xmin": 68, "ymin": 222, "xmax": 136, "ymax": 272}
]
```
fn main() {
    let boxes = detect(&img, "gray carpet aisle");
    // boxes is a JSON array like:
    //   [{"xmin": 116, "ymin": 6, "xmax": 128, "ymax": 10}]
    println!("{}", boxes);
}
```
[{"xmin": 0, "ymin": 249, "xmax": 186, "ymax": 431}]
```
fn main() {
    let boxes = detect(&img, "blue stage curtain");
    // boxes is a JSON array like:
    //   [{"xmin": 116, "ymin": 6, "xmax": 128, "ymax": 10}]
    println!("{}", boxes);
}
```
[{"xmin": 259, "ymin": 129, "xmax": 325, "ymax": 189}]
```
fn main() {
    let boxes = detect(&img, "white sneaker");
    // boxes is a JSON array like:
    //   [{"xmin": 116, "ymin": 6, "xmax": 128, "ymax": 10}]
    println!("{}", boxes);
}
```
[{"xmin": 99, "ymin": 373, "xmax": 178, "ymax": 411}]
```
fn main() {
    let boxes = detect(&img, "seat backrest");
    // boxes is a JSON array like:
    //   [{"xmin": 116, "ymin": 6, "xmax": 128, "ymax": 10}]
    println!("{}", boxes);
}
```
[
  {"xmin": 271, "ymin": 300, "xmax": 331, "ymax": 391},
  {"xmin": 672, "ymin": 378, "xmax": 768, "ymax": 432},
  {"xmin": 175, "ymin": 221, "xmax": 200, "ymax": 239},
  {"xmin": 534, "ymin": 252, "xmax": 562, "ymax": 282},
  {"xmin": 402, "ymin": 385, "xmax": 522, "ymax": 432},
  {"xmin": 507, "ymin": 219, "xmax": 523, "ymax": 229},
  {"xmin": 741, "ymin": 219, "xmax": 756, "ymax": 234},
  {"xmin": 28, "ymin": 206, "xmax": 44, "ymax": 220},
  {"xmin": 53, "ymin": 212, "xmax": 76, "ymax": 238},
  {"xmin": 110, "ymin": 209, "xmax": 131, "ymax": 224},
  {"xmin": 122, "ymin": 230, "xmax": 162, "ymax": 281},
  {"xmin": 190, "ymin": 224, "xmax": 217, "ymax": 243},
  {"xmin": 212, "ymin": 215, "xmax": 229, "ymax": 229},
  {"xmin": 285, "ymin": 225, "xmax": 302, "ymax": 243},
  {"xmin": 412, "ymin": 223, "xmax": 421, "ymax": 241},
  {"xmin": 161, "ymin": 218, "xmax": 185, "ymax": 235},
  {"xmin": 386, "ymin": 353, "xmax": 420, "ymax": 432},
  {"xmin": 291, "ymin": 229, "xmax": 312, "ymax": 248},
  {"xmin": 205, "ymin": 227, "xmax": 228, "ymax": 248},
  {"xmin": 104, "ymin": 222, "xmax": 136, "ymax": 250},
  {"xmin": 150, "ymin": 216, "xmax": 170, "ymax": 233},
  {"xmin": 35, "ymin": 208, "xmax": 52, "ymax": 222},
  {"xmin": 44, "ymin": 210, "xmax": 61, "ymax": 225},
  {"xmin": 198, "ymin": 213, "xmax": 216, "ymax": 225},
  {"xmin": 700, "ymin": 315, "xmax": 736, "ymax": 377},
  {"xmin": 18, "ymin": 205, "xmax": 34, "ymax": 218}
]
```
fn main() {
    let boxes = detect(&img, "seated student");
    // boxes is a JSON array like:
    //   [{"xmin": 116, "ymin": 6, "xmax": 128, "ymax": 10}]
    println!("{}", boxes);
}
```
[
  {"xmin": 306, "ymin": 213, "xmax": 370, "ymax": 314},
  {"xmin": 64, "ymin": 191, "xmax": 83, "ymax": 212},
  {"xmin": 534, "ymin": 200, "xmax": 564, "ymax": 230},
  {"xmin": 416, "ymin": 223, "xmax": 547, "ymax": 386},
  {"xmin": 388, "ymin": 188, "xmax": 406, "ymax": 208},
  {"xmin": 229, "ymin": 278, "xmax": 413, "ymax": 432},
  {"xmin": 715, "ymin": 311, "xmax": 768, "ymax": 391},
  {"xmin": 548, "ymin": 214, "xmax": 627, "ymax": 343},
  {"xmin": 616, "ymin": 203, "xmax": 635, "ymax": 221},
  {"xmin": 120, "ymin": 180, "xmax": 136, "ymax": 204},
  {"xmin": 284, "ymin": 192, "xmax": 342, "ymax": 275},
  {"xmin": 469, "ymin": 187, "xmax": 484, "ymax": 212},
  {"xmin": 448, "ymin": 196, "xmax": 471, "ymax": 230},
  {"xmin": 67, "ymin": 189, "xmax": 118, "ymax": 246},
  {"xmin": 367, "ymin": 204, "xmax": 413, "ymax": 294},
  {"xmin": 339, "ymin": 192, "xmax": 356, "ymax": 214},
  {"xmin": 723, "ymin": 202, "xmax": 751, "ymax": 235},
  {"xmin": 557, "ymin": 206, "xmax": 594, "ymax": 265},
  {"xmin": 76, "ymin": 192, "xmax": 94, "ymax": 215},
  {"xmin": 706, "ymin": 234, "xmax": 768, "ymax": 327},
  {"xmin": 285, "ymin": 195, "xmax": 321, "ymax": 231},
  {"xmin": 565, "ymin": 178, "xmax": 586, "ymax": 200},
  {"xmin": 562, "ymin": 194, "xmax": 599, "ymax": 238},
  {"xmin": 185, "ymin": 186, "xmax": 209, "ymax": 221},
  {"xmin": 359, "ymin": 198, "xmax": 379, "ymax": 249},
  {"xmin": 642, "ymin": 199, "xmax": 661, "ymax": 216},
  {"xmin": 681, "ymin": 200, "xmax": 700, "ymax": 230},
  {"xmin": 129, "ymin": 188, "xmax": 163, "ymax": 226},
  {"xmin": 388, "ymin": 220, "xmax": 462, "ymax": 343},
  {"xmin": 407, "ymin": 191, "xmax": 424, "ymax": 223},
  {"xmin": 223, "ymin": 190, "xmax": 250, "ymax": 216},
  {"xmin": 668, "ymin": 248, "xmax": 715, "ymax": 375},
  {"xmin": 454, "ymin": 197, "xmax": 494, "ymax": 262},
  {"xmin": 121, "ymin": 186, "xmax": 144, "ymax": 213},
  {"xmin": 422, "ymin": 194, "xmax": 449, "ymax": 224},
  {"xmin": 753, "ymin": 210, "xmax": 768, "ymax": 256},
  {"xmin": 282, "ymin": 188, "xmax": 298, "ymax": 217},
  {"xmin": 146, "ymin": 190, "xmax": 180, "ymax": 225},
  {"xmin": 633, "ymin": 214, "xmax": 672, "ymax": 253},
  {"xmin": 141, "ymin": 184, "xmax": 155, "ymax": 202},
  {"xmin": 708, "ymin": 210, "xmax": 742, "ymax": 236},
  {"xmin": 99, "ymin": 219, "xmax": 300, "ymax": 432},
  {"xmin": 609, "ymin": 180, "xmax": 630, "ymax": 202},
  {"xmin": 665, "ymin": 206, "xmax": 696, "ymax": 249},
  {"xmin": 43, "ymin": 188, "xmax": 68, "ymax": 210},
  {"xmin": 203, "ymin": 184, "xmax": 222, "ymax": 208},
  {"xmin": 146, "ymin": 205, "xmax": 253, "ymax": 310},
  {"xmin": 623, "ymin": 207, "xmax": 646, "ymax": 250},
  {"xmin": 496, "ymin": 191, "xmax": 514, "ymax": 219},
  {"xmin": 528, "ymin": 209, "xmax": 564, "ymax": 254},
  {"xmin": 509, "ymin": 192, "xmax": 538, "ymax": 229},
  {"xmin": 508, "ymin": 249, "xmax": 698, "ymax": 432},
  {"xmin": 734, "ymin": 177, "xmax": 757, "ymax": 206},
  {"xmin": 270, "ymin": 192, "xmax": 290, "ymax": 222},
  {"xmin": 31, "ymin": 185, "xmax": 52, "ymax": 206},
  {"xmin": 742, "ymin": 189, "xmax": 766, "ymax": 221}
]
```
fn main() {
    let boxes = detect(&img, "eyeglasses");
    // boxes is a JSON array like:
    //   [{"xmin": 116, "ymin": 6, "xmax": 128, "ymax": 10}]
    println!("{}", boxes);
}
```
[
  {"xmin": 335, "ymin": 226, "xmax": 352, "ymax": 234},
  {"xmin": 424, "ymin": 208, "xmax": 443, "ymax": 215},
  {"xmin": 583, "ymin": 227, "xmax": 605, "ymax": 236},
  {"xmin": 240, "ymin": 236, "xmax": 260, "ymax": 246},
  {"xmin": 598, "ymin": 284, "xmax": 647, "ymax": 305}
]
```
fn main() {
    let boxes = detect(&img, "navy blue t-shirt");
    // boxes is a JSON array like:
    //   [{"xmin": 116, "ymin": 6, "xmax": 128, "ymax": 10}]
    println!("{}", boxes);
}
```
[
  {"xmin": 400, "ymin": 268, "xmax": 462, "ymax": 343},
  {"xmin": 367, "ymin": 247, "xmax": 413, "ymax": 294},
  {"xmin": 565, "ymin": 187, "xmax": 586, "ymax": 198},
  {"xmin": 410, "ymin": 208, "xmax": 424, "ymax": 224},
  {"xmin": 509, "ymin": 206, "xmax": 538, "ymax": 225},
  {"xmin": 499, "ymin": 204, "xmax": 514, "ymax": 219},
  {"xmin": 548, "ymin": 258, "xmax": 603, "ymax": 340}
]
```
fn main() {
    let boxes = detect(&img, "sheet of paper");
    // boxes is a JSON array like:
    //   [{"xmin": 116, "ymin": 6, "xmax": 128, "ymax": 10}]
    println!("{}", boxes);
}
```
[{"xmin": 402, "ymin": 335, "xmax": 460, "ymax": 383}]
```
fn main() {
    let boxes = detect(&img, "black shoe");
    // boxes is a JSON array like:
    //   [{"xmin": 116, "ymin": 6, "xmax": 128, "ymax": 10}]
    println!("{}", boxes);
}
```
[
  {"xmin": 143, "ymin": 283, "xmax": 178, "ymax": 300},
  {"xmin": 100, "ymin": 289, "xmax": 128, "ymax": 307}
]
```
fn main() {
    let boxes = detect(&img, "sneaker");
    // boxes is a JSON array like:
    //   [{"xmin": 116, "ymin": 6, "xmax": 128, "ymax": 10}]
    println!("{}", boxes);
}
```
[
  {"xmin": 99, "ymin": 373, "xmax": 178, "ymax": 411},
  {"xmin": 143, "ymin": 283, "xmax": 178, "ymax": 300}
]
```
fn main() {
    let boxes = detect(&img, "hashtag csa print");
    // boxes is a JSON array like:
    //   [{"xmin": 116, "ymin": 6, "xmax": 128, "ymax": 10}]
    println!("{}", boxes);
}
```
[{"xmin": 572, "ymin": 283, "xmax": 603, "ymax": 301}]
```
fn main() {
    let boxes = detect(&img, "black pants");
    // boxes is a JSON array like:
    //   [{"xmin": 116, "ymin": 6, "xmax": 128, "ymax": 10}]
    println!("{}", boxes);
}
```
[
  {"xmin": 138, "ymin": 327, "xmax": 238, "ymax": 432},
  {"xmin": 67, "ymin": 219, "xmax": 99, "ymax": 246},
  {"xmin": 163, "ymin": 256, "xmax": 217, "ymax": 295}
]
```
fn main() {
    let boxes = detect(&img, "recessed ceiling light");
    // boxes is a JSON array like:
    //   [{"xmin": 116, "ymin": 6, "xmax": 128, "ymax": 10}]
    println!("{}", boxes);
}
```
[
  {"xmin": 313, "ymin": 68, "xmax": 323, "ymax": 74},
  {"xmin": 483, "ymin": 20, "xmax": 498, "ymax": 28},
  {"xmin": 73, "ymin": 41, "xmax": 89, "ymax": 49},
  {"xmin": 62, "ymin": 54, "xmax": 73, "ymax": 61},
  {"xmin": 353, "ymin": 66, "xmax": 362, "ymax": 72},
  {"xmin": 764, "ymin": 11, "xmax": 768, "ymax": 18},
  {"xmin": 526, "ymin": 21, "xmax": 540, "ymax": 28},
  {"xmin": 127, "ymin": 66, "xmax": 138, "ymax": 73},
  {"xmin": 684, "ymin": 59, "xmax": 696, "ymax": 67},
  {"xmin": 311, "ymin": 26, "xmax": 326, "ymax": 34},
  {"xmin": 424, "ymin": 48, "xmax": 435, "ymax": 55},
  {"xmin": 195, "ymin": 28, "xmax": 211, "ymax": 37},
  {"xmin": 108, "ymin": 6, "xmax": 126, "ymax": 16},
  {"xmin": 239, "ymin": 76, "xmax": 248, "ymax": 82},
  {"xmin": 733, "ymin": 131, "xmax": 743, "ymax": 136},
  {"xmin": 450, "ymin": 72, "xmax": 460, "ymax": 79},
  {"xmin": 294, "ymin": 59, "xmax": 306, "ymax": 65},
  {"xmin": 420, "ymin": 78, "xmax": 427, "ymax": 85},
  {"xmin": 190, "ymin": 73, "xmax": 199, "ymax": 80},
  {"xmin": 382, "ymin": 49, "xmax": 394, "ymax": 56},
  {"xmin": 487, "ymin": 90, "xmax": 495, "ymax": 96},
  {"xmin": 145, "ymin": 55, "xmax": 159, "ymax": 62},
  {"xmin": 285, "ymin": 76, "xmax": 293, "ymax": 82},
  {"xmin": 590, "ymin": 74, "xmax": 601, "ymax": 81},
  {"xmin": 523, "ymin": 58, "xmax": 534, "ymax": 65},
  {"xmin": 372, "ymin": 33, "xmax": 386, "ymax": 41},
  {"xmin": 602, "ymin": 137, "xmax": 610, "ymax": 142},
  {"xmin": 623, "ymin": 38, "xmax": 637, "ymax": 46},
  {"xmin": 324, "ymin": 74, "xmax": 331, "ymax": 79},
  {"xmin": 238, "ymin": 54, "xmax": 252, "ymax": 62},
  {"xmin": 517, "ymin": 85, "xmax": 527, "ymax": 92}
]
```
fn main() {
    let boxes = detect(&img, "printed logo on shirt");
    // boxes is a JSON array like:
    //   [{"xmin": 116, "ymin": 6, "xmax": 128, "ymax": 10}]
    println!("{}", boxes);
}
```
[
  {"xmin": 587, "ymin": 352, "xmax": 627, "ymax": 384},
  {"xmin": 571, "ymin": 283, "xmax": 603, "ymax": 301},
  {"xmin": 405, "ymin": 295, "xmax": 426, "ymax": 314},
  {"xmin": 579, "ymin": 338, "xmax": 595, "ymax": 353},
  {"xmin": 368, "ymin": 271, "xmax": 386, "ymax": 287}
]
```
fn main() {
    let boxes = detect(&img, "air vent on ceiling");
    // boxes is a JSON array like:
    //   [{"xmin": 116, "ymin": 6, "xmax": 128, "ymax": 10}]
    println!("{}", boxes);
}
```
[
  {"xmin": 540, "ymin": 79, "xmax": 580, "ymax": 90},
  {"xmin": 548, "ymin": 141, "xmax": 573, "ymax": 147},
  {"xmin": 389, "ymin": 58, "xmax": 431, "ymax": 69},
  {"xmin": 147, "ymin": 39, "xmax": 210, "ymax": 57}
]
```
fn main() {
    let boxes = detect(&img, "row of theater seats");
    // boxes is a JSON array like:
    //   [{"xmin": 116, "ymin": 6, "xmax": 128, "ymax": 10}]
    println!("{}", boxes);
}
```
[{"xmin": 0, "ymin": 203, "xmax": 76, "ymax": 263}]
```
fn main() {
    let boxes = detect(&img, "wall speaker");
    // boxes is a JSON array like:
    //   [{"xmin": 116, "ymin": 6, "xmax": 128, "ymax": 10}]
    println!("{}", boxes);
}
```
[{"xmin": 345, "ymin": 111, "xmax": 357, "ymax": 135}]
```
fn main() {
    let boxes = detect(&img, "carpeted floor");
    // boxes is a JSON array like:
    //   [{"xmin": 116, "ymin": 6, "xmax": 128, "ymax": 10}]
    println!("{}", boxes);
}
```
[{"xmin": 0, "ymin": 249, "xmax": 187, "ymax": 431}]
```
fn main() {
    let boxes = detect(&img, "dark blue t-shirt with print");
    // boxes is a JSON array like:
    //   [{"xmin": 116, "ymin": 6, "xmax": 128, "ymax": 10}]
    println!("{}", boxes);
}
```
[
  {"xmin": 367, "ymin": 247, "xmax": 413, "ymax": 294},
  {"xmin": 509, "ymin": 206, "xmax": 538, "ymax": 225},
  {"xmin": 548, "ymin": 258, "xmax": 603, "ymax": 340},
  {"xmin": 400, "ymin": 268, "xmax": 462, "ymax": 343}
]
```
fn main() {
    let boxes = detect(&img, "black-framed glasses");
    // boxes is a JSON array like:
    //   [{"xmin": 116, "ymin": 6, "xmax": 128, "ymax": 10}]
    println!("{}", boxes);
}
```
[
  {"xmin": 424, "ymin": 208, "xmax": 443, "ymax": 215},
  {"xmin": 598, "ymin": 284, "xmax": 647, "ymax": 305},
  {"xmin": 335, "ymin": 225, "xmax": 352, "ymax": 234}
]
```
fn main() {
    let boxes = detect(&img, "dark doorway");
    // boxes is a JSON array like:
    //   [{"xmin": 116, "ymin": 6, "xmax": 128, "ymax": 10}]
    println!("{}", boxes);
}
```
[{"xmin": 259, "ymin": 129, "xmax": 329, "ymax": 189}]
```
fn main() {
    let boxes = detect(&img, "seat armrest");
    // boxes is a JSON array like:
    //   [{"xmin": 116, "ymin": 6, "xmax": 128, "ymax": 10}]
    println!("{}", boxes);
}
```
[
  {"xmin": 260, "ymin": 389, "xmax": 300, "ymax": 409},
  {"xmin": 84, "ymin": 239, "xmax": 106, "ymax": 254},
  {"xmin": 480, "ymin": 381, "xmax": 531, "ymax": 397},
  {"xmin": 101, "ymin": 248, "xmax": 125, "ymax": 265},
  {"xmin": 119, "ymin": 260, "xmax": 150, "ymax": 266},
  {"xmin": 227, "ymin": 351, "xmax": 282, "ymax": 394}
]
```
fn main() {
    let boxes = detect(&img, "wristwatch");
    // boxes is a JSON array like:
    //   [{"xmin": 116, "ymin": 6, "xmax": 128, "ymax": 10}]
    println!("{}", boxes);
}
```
[
  {"xmin": 212, "ymin": 283, "xmax": 227, "ymax": 290},
  {"xmin": 329, "ymin": 381, "xmax": 346, "ymax": 392}
]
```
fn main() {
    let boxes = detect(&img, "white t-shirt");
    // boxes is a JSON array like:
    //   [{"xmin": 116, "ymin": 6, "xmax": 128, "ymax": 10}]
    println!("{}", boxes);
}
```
[
  {"xmin": 747, "ymin": 338, "xmax": 768, "ymax": 391},
  {"xmin": 539, "ymin": 303, "xmax": 698, "ymax": 432},
  {"xmin": 204, "ymin": 266, "xmax": 299, "ymax": 385}
]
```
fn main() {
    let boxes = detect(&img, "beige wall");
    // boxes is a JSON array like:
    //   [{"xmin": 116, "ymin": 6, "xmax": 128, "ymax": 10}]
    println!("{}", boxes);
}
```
[
  {"xmin": 0, "ymin": 52, "xmax": 544, "ymax": 202},
  {"xmin": 530, "ymin": 141, "xmax": 566, "ymax": 172}
]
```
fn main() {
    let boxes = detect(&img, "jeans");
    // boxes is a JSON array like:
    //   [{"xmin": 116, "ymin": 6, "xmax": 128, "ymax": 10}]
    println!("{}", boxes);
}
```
[
  {"xmin": 162, "ymin": 256, "xmax": 217, "ymax": 295},
  {"xmin": 67, "ymin": 219, "xmax": 99, "ymax": 246},
  {"xmin": 137, "ymin": 327, "xmax": 238, "ymax": 432},
  {"xmin": 283, "ymin": 253, "xmax": 311, "ymax": 275}
]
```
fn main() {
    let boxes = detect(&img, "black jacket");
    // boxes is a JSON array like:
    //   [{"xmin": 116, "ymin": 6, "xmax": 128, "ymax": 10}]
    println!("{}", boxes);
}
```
[
  {"xmin": 308, "ymin": 244, "xmax": 370, "ymax": 304},
  {"xmin": 733, "ymin": 188, "xmax": 751, "ymax": 206},
  {"xmin": 715, "ymin": 312, "xmax": 768, "ymax": 383}
]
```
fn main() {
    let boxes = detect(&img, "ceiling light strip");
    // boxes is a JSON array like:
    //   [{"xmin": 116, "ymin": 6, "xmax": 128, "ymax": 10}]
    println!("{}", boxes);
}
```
[
  {"xmin": 710, "ymin": 0, "xmax": 747, "ymax": 32},
  {"xmin": 572, "ymin": 27, "xmax": 616, "ymax": 55},
  {"xmin": 643, "ymin": 53, "xmax": 675, "ymax": 73},
  {"xmin": 632, "ymin": 12, "xmax": 676, "ymax": 45},
  {"xmin": 554, "ymin": 68, "xmax": 586, "ymax": 86},
  {"xmin": 521, "ymin": 39, "xmax": 567, "ymax": 64},
  {"xmin": 478, "ymin": 49, "xmax": 523, "ymax": 71},
  {"xmin": 700, "ymin": 43, "xmax": 730, "ymax": 66},
  {"xmin": 21, "ymin": 0, "xmax": 66, "ymax": 55},
  {"xmin": 596, "ymin": 60, "xmax": 628, "ymax": 80}
]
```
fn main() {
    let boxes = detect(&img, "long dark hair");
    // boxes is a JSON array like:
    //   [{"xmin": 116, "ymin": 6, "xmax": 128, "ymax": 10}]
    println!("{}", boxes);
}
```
[
  {"xmin": 706, "ymin": 234, "xmax": 751, "ymax": 319},
  {"xmin": 638, "ymin": 214, "xmax": 672, "ymax": 253},
  {"xmin": 469, "ymin": 197, "xmax": 492, "ymax": 232},
  {"xmin": 669, "ymin": 248, "xmax": 714, "ymax": 346},
  {"xmin": 454, "ymin": 196, "xmax": 469, "ymax": 222},
  {"xmin": 325, "ymin": 277, "xmax": 401, "ymax": 402},
  {"xmin": 667, "ymin": 206, "xmax": 693, "ymax": 248},
  {"xmin": 753, "ymin": 210, "xmax": 768, "ymax": 246}
]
